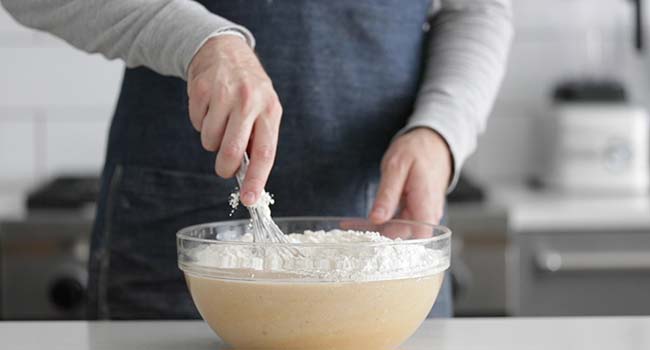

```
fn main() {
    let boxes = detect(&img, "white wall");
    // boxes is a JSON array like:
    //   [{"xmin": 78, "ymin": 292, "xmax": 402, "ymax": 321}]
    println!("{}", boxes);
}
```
[
  {"xmin": 464, "ymin": 0, "xmax": 650, "ymax": 186},
  {"xmin": 0, "ymin": 6, "xmax": 123, "ymax": 186},
  {"xmin": 1, "ymin": 0, "xmax": 648, "ymax": 189}
]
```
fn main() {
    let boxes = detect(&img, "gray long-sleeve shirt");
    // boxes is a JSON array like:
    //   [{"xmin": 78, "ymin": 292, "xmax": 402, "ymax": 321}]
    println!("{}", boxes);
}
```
[{"xmin": 0, "ymin": 0, "xmax": 513, "ymax": 189}]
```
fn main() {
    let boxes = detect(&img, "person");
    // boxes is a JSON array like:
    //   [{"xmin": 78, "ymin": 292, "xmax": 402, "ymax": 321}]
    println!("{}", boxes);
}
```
[{"xmin": 1, "ymin": 0, "xmax": 512, "ymax": 319}]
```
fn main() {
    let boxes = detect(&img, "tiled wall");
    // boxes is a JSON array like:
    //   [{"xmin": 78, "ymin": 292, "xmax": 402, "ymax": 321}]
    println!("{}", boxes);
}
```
[
  {"xmin": 1, "ymin": 1, "xmax": 649, "ymax": 189},
  {"xmin": 0, "ymin": 6, "xmax": 123, "ymax": 186}
]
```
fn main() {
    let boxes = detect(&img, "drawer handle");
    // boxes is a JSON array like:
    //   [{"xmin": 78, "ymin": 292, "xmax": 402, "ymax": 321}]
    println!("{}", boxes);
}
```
[{"xmin": 536, "ymin": 250, "xmax": 650, "ymax": 272}]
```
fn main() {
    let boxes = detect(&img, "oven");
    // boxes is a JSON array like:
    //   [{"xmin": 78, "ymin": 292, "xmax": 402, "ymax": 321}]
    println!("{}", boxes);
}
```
[
  {"xmin": 0, "ymin": 215, "xmax": 92, "ymax": 320},
  {"xmin": 509, "ymin": 230, "xmax": 650, "ymax": 316}
]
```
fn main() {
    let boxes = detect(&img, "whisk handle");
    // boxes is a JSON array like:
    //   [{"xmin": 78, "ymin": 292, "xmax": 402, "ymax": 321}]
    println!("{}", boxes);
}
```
[{"xmin": 235, "ymin": 152, "xmax": 251, "ymax": 189}]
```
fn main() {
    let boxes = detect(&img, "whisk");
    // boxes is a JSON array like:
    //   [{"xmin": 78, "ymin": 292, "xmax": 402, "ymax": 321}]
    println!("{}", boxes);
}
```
[{"xmin": 235, "ymin": 152, "xmax": 292, "ymax": 245}]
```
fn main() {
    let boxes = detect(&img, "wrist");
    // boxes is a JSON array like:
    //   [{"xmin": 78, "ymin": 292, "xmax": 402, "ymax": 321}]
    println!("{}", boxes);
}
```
[
  {"xmin": 188, "ymin": 34, "xmax": 250, "ymax": 81},
  {"xmin": 212, "ymin": 29, "xmax": 248, "ymax": 44},
  {"xmin": 408, "ymin": 127, "xmax": 450, "ymax": 152},
  {"xmin": 408, "ymin": 127, "xmax": 454, "ymax": 187},
  {"xmin": 205, "ymin": 32, "xmax": 248, "ymax": 50}
]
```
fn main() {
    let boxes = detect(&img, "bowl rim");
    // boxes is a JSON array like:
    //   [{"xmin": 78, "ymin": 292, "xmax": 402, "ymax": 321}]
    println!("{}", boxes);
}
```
[{"xmin": 176, "ymin": 216, "xmax": 452, "ymax": 247}]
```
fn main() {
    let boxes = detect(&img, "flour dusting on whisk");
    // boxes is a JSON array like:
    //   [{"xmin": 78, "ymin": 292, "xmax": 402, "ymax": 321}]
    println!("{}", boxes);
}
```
[
  {"xmin": 229, "ymin": 189, "xmax": 275, "ymax": 216},
  {"xmin": 228, "ymin": 191, "xmax": 240, "ymax": 216},
  {"xmin": 250, "ymin": 191, "xmax": 274, "ymax": 216}
]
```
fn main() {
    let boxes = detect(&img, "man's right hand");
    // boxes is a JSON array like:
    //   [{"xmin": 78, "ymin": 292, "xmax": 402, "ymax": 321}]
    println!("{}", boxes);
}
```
[{"xmin": 187, "ymin": 35, "xmax": 282, "ymax": 207}]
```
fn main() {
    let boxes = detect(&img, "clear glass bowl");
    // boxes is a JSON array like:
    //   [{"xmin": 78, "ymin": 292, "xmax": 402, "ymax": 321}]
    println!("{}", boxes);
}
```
[{"xmin": 177, "ymin": 217, "xmax": 451, "ymax": 350}]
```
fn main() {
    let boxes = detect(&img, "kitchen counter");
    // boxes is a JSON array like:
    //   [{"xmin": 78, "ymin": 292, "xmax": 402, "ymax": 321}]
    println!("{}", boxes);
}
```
[
  {"xmin": 476, "ymin": 184, "xmax": 650, "ymax": 232},
  {"xmin": 1, "ymin": 317, "xmax": 648, "ymax": 349}
]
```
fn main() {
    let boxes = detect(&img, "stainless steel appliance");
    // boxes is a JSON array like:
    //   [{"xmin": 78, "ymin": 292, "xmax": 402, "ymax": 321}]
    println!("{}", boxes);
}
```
[
  {"xmin": 0, "ymin": 215, "xmax": 92, "ymax": 320},
  {"xmin": 448, "ymin": 203, "xmax": 509, "ymax": 316},
  {"xmin": 0, "ymin": 176, "xmax": 97, "ymax": 320},
  {"xmin": 545, "ymin": 91, "xmax": 649, "ymax": 194},
  {"xmin": 510, "ymin": 229, "xmax": 650, "ymax": 316}
]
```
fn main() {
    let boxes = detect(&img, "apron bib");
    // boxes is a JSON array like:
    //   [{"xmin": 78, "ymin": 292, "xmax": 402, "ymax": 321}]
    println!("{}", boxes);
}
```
[{"xmin": 87, "ymin": 0, "xmax": 452, "ymax": 319}]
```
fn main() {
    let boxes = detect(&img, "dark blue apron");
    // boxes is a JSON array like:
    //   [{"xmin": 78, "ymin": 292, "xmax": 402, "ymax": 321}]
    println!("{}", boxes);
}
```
[{"xmin": 88, "ymin": 0, "xmax": 452, "ymax": 320}]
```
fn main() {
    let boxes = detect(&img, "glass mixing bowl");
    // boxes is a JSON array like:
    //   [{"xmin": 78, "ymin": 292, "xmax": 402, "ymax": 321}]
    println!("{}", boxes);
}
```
[{"xmin": 177, "ymin": 217, "xmax": 451, "ymax": 350}]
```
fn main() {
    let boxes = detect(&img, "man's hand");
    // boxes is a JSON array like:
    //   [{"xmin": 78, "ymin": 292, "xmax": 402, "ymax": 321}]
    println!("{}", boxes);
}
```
[
  {"xmin": 370, "ymin": 128, "xmax": 452, "ymax": 226},
  {"xmin": 187, "ymin": 35, "xmax": 282, "ymax": 206}
]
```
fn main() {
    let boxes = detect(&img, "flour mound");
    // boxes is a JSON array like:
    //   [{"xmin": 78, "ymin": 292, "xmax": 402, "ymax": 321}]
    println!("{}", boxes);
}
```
[{"xmin": 192, "ymin": 229, "xmax": 444, "ymax": 281}]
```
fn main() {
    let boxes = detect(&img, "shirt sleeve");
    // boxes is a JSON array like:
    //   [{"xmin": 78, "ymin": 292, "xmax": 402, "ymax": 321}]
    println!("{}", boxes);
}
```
[
  {"xmin": 399, "ymin": 0, "xmax": 514, "ymax": 191},
  {"xmin": 0, "ymin": 0, "xmax": 255, "ymax": 80}
]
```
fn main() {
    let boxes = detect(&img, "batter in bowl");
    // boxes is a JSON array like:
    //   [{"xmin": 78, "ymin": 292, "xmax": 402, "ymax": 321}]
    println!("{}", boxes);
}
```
[
  {"xmin": 186, "ymin": 273, "xmax": 442, "ymax": 349},
  {"xmin": 183, "ymin": 229, "xmax": 446, "ymax": 349}
]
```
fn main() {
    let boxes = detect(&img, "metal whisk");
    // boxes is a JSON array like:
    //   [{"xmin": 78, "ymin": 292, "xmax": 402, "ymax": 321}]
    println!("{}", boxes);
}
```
[{"xmin": 235, "ymin": 153, "xmax": 292, "ymax": 244}]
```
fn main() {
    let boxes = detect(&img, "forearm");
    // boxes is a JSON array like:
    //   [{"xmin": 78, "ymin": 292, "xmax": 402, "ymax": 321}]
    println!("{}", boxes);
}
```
[
  {"xmin": 0, "ymin": 0, "xmax": 254, "ymax": 79},
  {"xmin": 404, "ymin": 0, "xmax": 513, "ymax": 189}
]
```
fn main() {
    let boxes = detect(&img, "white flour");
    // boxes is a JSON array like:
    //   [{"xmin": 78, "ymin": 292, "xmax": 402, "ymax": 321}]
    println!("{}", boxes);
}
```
[
  {"xmin": 192, "ymin": 229, "xmax": 444, "ymax": 281},
  {"xmin": 211, "ymin": 189, "xmax": 443, "ymax": 281},
  {"xmin": 228, "ymin": 189, "xmax": 274, "ymax": 217}
]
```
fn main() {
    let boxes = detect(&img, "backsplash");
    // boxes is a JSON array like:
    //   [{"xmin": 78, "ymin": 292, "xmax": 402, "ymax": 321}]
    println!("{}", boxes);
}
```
[
  {"xmin": 0, "ymin": 6, "xmax": 122, "ymax": 186},
  {"xmin": 1, "ymin": 0, "xmax": 649, "ymax": 189}
]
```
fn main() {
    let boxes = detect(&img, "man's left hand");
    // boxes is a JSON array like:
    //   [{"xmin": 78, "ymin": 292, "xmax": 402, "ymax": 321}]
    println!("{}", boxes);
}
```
[{"xmin": 370, "ymin": 128, "xmax": 452, "ymax": 225}]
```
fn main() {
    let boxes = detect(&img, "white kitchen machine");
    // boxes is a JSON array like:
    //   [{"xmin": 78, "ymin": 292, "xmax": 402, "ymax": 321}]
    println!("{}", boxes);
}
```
[{"xmin": 545, "ymin": 81, "xmax": 650, "ymax": 194}]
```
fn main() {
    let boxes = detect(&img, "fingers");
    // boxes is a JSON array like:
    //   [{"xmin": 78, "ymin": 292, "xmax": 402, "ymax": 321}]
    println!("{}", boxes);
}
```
[
  {"xmin": 188, "ymin": 78, "xmax": 211, "ymax": 132},
  {"xmin": 394, "ymin": 164, "xmax": 445, "ymax": 238},
  {"xmin": 397, "ymin": 197, "xmax": 440, "ymax": 239},
  {"xmin": 406, "ymin": 188, "xmax": 443, "ymax": 225},
  {"xmin": 380, "ymin": 220, "xmax": 418, "ymax": 240},
  {"xmin": 370, "ymin": 153, "xmax": 411, "ymax": 224},
  {"xmin": 192, "ymin": 77, "xmax": 231, "ymax": 151},
  {"xmin": 240, "ymin": 102, "xmax": 282, "ymax": 206},
  {"xmin": 215, "ymin": 102, "xmax": 256, "ymax": 179},
  {"xmin": 200, "ymin": 105, "xmax": 228, "ymax": 152},
  {"xmin": 339, "ymin": 218, "xmax": 381, "ymax": 232},
  {"xmin": 405, "ymin": 166, "xmax": 448, "ymax": 225},
  {"xmin": 402, "ymin": 169, "xmax": 441, "ymax": 224}
]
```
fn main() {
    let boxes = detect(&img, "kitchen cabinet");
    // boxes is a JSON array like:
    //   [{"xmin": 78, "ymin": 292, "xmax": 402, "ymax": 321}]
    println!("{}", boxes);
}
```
[
  {"xmin": 511, "ymin": 231, "xmax": 650, "ymax": 316},
  {"xmin": 488, "ymin": 185, "xmax": 650, "ymax": 316}
]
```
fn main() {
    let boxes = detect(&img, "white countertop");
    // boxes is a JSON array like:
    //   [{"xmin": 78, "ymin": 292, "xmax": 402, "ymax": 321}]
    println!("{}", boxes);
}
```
[
  {"xmin": 1, "ymin": 317, "xmax": 648, "ymax": 350},
  {"xmin": 484, "ymin": 184, "xmax": 650, "ymax": 232}
]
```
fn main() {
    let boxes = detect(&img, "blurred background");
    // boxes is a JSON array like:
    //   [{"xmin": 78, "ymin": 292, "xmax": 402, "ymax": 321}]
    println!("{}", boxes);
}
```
[{"xmin": 1, "ymin": 0, "xmax": 650, "ymax": 319}]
